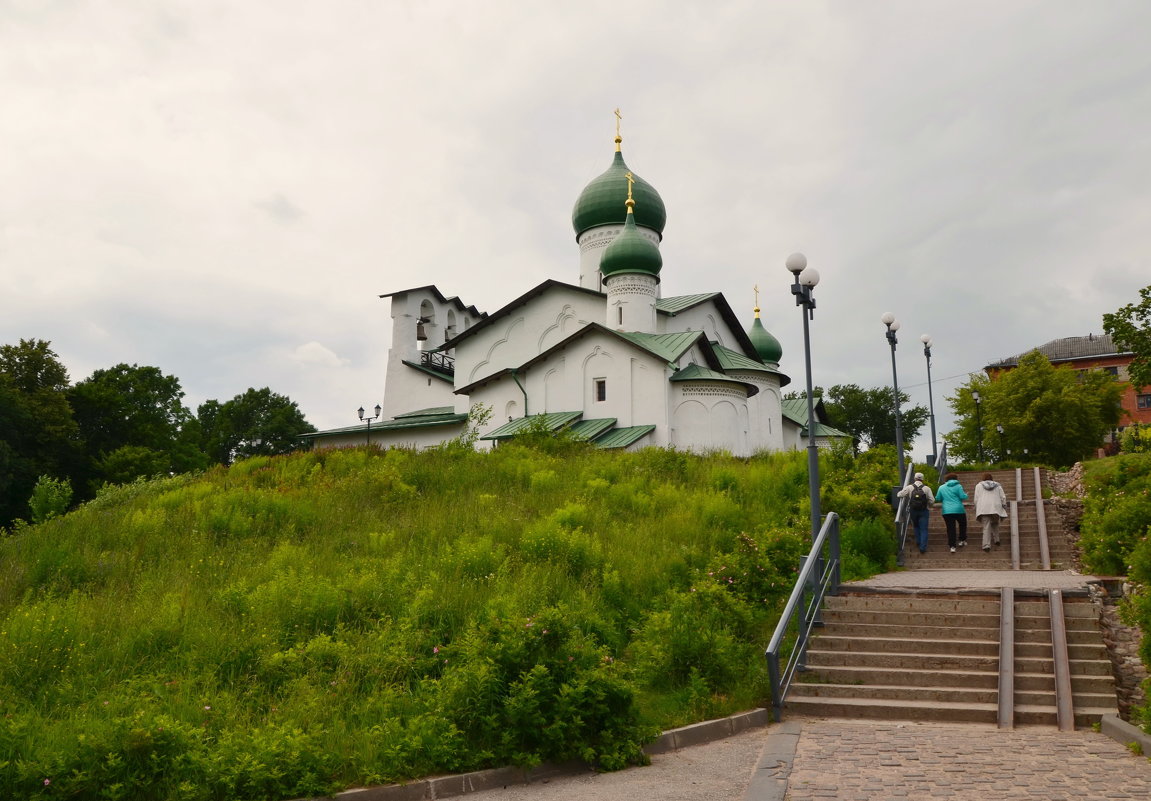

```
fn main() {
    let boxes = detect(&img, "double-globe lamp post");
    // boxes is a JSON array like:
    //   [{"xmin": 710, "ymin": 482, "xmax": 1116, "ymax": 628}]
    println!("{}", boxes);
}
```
[
  {"xmin": 787, "ymin": 252, "xmax": 822, "ymax": 541},
  {"xmin": 972, "ymin": 390, "xmax": 984, "ymax": 462},
  {"xmin": 881, "ymin": 313, "xmax": 906, "ymax": 483},
  {"xmin": 921, "ymin": 334, "xmax": 937, "ymax": 465},
  {"xmin": 357, "ymin": 404, "xmax": 381, "ymax": 446}
]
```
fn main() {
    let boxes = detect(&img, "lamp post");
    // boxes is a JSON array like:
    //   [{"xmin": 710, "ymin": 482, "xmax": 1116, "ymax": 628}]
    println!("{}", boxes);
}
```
[
  {"xmin": 920, "ymin": 334, "xmax": 937, "ymax": 465},
  {"xmin": 972, "ymin": 390, "xmax": 984, "ymax": 462},
  {"xmin": 357, "ymin": 404, "xmax": 382, "ymax": 446},
  {"xmin": 881, "ymin": 313, "xmax": 905, "ymax": 482},
  {"xmin": 996, "ymin": 423, "xmax": 1005, "ymax": 463},
  {"xmin": 787, "ymin": 252, "xmax": 822, "ymax": 540}
]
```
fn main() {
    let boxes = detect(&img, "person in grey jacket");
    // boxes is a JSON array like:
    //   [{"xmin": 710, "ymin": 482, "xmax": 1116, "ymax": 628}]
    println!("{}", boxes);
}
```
[
  {"xmin": 974, "ymin": 472, "xmax": 1008, "ymax": 551},
  {"xmin": 897, "ymin": 472, "xmax": 936, "ymax": 554}
]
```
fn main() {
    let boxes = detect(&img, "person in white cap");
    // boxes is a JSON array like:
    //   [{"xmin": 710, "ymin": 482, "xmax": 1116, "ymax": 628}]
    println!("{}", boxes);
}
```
[{"xmin": 896, "ymin": 471, "xmax": 936, "ymax": 554}]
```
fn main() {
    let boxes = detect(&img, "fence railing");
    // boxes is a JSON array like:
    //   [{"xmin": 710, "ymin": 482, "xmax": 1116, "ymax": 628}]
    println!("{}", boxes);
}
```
[
  {"xmin": 420, "ymin": 350, "xmax": 455, "ymax": 376},
  {"xmin": 894, "ymin": 444, "xmax": 949, "ymax": 566},
  {"xmin": 764, "ymin": 512, "xmax": 840, "ymax": 722}
]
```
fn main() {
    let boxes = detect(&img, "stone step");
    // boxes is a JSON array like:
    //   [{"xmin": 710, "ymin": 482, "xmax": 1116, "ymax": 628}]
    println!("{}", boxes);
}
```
[
  {"xmin": 785, "ymin": 694, "xmax": 997, "ymax": 724},
  {"xmin": 789, "ymin": 682, "xmax": 998, "ymax": 705},
  {"xmin": 819, "ymin": 621, "xmax": 1000, "ymax": 640},
  {"xmin": 1015, "ymin": 642, "xmax": 1110, "ymax": 661},
  {"xmin": 1014, "ymin": 672, "xmax": 1117, "ymax": 694},
  {"xmin": 800, "ymin": 665, "xmax": 999, "ymax": 689},
  {"xmin": 813, "ymin": 635, "xmax": 1000, "ymax": 656},
  {"xmin": 806, "ymin": 650, "xmax": 1000, "ymax": 671},
  {"xmin": 826, "ymin": 595, "xmax": 1001, "ymax": 614},
  {"xmin": 1014, "ymin": 656, "xmax": 1114, "ymax": 676},
  {"xmin": 1013, "ymin": 704, "xmax": 1117, "ymax": 727}
]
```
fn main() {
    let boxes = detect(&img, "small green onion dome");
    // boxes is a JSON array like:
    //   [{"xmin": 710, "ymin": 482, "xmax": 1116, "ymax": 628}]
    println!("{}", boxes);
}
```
[
  {"xmin": 749, "ymin": 314, "xmax": 783, "ymax": 365},
  {"xmin": 572, "ymin": 149, "xmax": 666, "ymax": 239},
  {"xmin": 600, "ymin": 207, "xmax": 663, "ymax": 278}
]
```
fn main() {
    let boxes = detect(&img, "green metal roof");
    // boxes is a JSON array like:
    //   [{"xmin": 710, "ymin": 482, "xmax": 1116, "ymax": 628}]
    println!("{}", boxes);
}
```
[
  {"xmin": 400, "ymin": 360, "xmax": 454, "ymax": 383},
  {"xmin": 572, "ymin": 150, "xmax": 666, "ymax": 238},
  {"xmin": 748, "ymin": 317, "xmax": 783, "ymax": 365},
  {"xmin": 710, "ymin": 343, "xmax": 772, "ymax": 372},
  {"xmin": 599, "ymin": 210, "xmax": 662, "ymax": 278},
  {"xmin": 593, "ymin": 424, "xmax": 656, "ymax": 449},
  {"xmin": 564, "ymin": 417, "xmax": 616, "ymax": 442},
  {"xmin": 656, "ymin": 293, "xmax": 719, "ymax": 315},
  {"xmin": 613, "ymin": 330, "xmax": 702, "ymax": 364},
  {"xmin": 480, "ymin": 411, "xmax": 583, "ymax": 441},
  {"xmin": 394, "ymin": 406, "xmax": 455, "ymax": 418},
  {"xmin": 779, "ymin": 398, "xmax": 850, "ymax": 439},
  {"xmin": 669, "ymin": 364, "xmax": 759, "ymax": 396},
  {"xmin": 301, "ymin": 409, "xmax": 468, "ymax": 439}
]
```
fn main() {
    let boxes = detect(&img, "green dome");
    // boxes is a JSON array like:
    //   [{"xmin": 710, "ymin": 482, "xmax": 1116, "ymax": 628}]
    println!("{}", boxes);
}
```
[
  {"xmin": 600, "ymin": 210, "xmax": 663, "ymax": 278},
  {"xmin": 572, "ymin": 150, "xmax": 666, "ymax": 239},
  {"xmin": 749, "ymin": 316, "xmax": 783, "ymax": 365}
]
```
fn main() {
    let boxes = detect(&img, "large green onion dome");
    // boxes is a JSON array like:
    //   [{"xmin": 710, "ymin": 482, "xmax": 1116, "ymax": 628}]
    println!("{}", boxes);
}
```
[
  {"xmin": 599, "ymin": 201, "xmax": 663, "ymax": 278},
  {"xmin": 572, "ymin": 142, "xmax": 666, "ymax": 239},
  {"xmin": 749, "ymin": 312, "xmax": 783, "ymax": 366}
]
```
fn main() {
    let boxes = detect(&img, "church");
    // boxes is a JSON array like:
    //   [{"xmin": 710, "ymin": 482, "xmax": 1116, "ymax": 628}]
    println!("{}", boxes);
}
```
[{"xmin": 305, "ymin": 123, "xmax": 810, "ymax": 457}]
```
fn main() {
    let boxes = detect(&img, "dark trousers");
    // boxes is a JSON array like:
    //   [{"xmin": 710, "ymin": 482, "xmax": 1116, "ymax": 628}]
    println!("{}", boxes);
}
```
[{"xmin": 943, "ymin": 512, "xmax": 967, "ymax": 548}]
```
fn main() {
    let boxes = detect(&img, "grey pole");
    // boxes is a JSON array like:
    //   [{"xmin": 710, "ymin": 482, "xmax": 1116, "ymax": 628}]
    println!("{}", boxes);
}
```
[
  {"xmin": 787, "ymin": 252, "xmax": 821, "ymax": 540},
  {"xmin": 882, "ymin": 314, "xmax": 905, "ymax": 482},
  {"xmin": 921, "ymin": 334, "xmax": 937, "ymax": 465}
]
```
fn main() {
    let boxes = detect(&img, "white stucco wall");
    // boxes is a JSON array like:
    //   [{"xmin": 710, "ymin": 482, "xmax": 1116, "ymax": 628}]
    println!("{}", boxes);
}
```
[
  {"xmin": 729, "ymin": 370, "xmax": 785, "ymax": 453},
  {"xmin": 453, "ymin": 286, "xmax": 604, "ymax": 388},
  {"xmin": 658, "ymin": 305, "xmax": 732, "ymax": 349},
  {"xmin": 669, "ymin": 382, "xmax": 751, "ymax": 456},
  {"xmin": 307, "ymin": 422, "xmax": 468, "ymax": 452}
]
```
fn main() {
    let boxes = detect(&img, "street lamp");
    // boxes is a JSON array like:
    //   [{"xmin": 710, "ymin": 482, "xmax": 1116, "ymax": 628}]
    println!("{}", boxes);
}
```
[
  {"xmin": 996, "ymin": 423, "xmax": 1005, "ymax": 463},
  {"xmin": 972, "ymin": 390, "xmax": 984, "ymax": 462},
  {"xmin": 357, "ymin": 404, "xmax": 382, "ymax": 446},
  {"xmin": 787, "ymin": 252, "xmax": 822, "ymax": 540},
  {"xmin": 881, "ymin": 313, "xmax": 905, "ymax": 482},
  {"xmin": 920, "ymin": 334, "xmax": 937, "ymax": 465}
]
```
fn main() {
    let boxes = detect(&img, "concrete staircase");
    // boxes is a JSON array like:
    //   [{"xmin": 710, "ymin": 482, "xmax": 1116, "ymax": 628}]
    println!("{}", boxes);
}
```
[
  {"xmin": 902, "ymin": 468, "xmax": 1075, "ymax": 570},
  {"xmin": 785, "ymin": 589, "xmax": 1117, "ymax": 727}
]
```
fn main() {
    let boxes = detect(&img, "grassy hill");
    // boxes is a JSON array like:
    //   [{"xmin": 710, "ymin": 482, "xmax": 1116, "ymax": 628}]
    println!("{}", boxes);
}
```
[{"xmin": 0, "ymin": 439, "xmax": 899, "ymax": 800}]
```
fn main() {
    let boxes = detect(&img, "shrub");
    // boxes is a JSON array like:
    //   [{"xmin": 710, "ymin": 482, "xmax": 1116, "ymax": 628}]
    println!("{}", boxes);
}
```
[{"xmin": 28, "ymin": 475, "xmax": 73, "ymax": 524}]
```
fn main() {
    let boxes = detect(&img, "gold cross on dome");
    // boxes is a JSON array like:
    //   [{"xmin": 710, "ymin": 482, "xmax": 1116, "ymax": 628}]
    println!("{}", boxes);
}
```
[
  {"xmin": 625, "ymin": 171, "xmax": 635, "ymax": 201},
  {"xmin": 614, "ymin": 107, "xmax": 622, "ymax": 138}
]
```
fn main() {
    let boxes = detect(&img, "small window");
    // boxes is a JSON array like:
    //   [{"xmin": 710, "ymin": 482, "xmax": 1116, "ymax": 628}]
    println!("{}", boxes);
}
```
[
  {"xmin": 618, "ymin": 305, "xmax": 623, "ymax": 325},
  {"xmin": 1103, "ymin": 366, "xmax": 1119, "ymax": 378},
  {"xmin": 594, "ymin": 378, "xmax": 607, "ymax": 402},
  {"xmin": 1138, "ymin": 394, "xmax": 1151, "ymax": 410}
]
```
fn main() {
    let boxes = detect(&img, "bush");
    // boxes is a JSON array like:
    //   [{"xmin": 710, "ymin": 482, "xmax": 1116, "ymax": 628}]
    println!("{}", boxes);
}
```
[{"xmin": 28, "ymin": 475, "xmax": 73, "ymax": 524}]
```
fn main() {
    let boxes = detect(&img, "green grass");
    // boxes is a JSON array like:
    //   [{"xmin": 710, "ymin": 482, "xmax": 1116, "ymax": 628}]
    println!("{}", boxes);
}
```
[{"xmin": 0, "ymin": 441, "xmax": 897, "ymax": 799}]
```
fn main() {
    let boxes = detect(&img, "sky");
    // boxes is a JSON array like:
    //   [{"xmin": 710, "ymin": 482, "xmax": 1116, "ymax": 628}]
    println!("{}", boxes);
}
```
[{"xmin": 3, "ymin": 0, "xmax": 1149, "ymax": 453}]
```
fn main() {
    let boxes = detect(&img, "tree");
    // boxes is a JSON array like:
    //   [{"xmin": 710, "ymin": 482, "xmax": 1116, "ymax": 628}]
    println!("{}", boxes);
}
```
[
  {"xmin": 945, "ymin": 351, "xmax": 1124, "ymax": 467},
  {"xmin": 823, "ymin": 384, "xmax": 929, "ymax": 455},
  {"xmin": 1103, "ymin": 284, "xmax": 1151, "ymax": 391},
  {"xmin": 197, "ymin": 388, "xmax": 315, "ymax": 465},
  {"xmin": 0, "ymin": 340, "xmax": 81, "ymax": 526},
  {"xmin": 67, "ymin": 363, "xmax": 195, "ymax": 488}
]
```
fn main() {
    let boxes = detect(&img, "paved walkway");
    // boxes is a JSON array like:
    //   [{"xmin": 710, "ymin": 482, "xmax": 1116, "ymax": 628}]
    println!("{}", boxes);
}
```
[{"xmin": 765, "ymin": 717, "xmax": 1151, "ymax": 800}]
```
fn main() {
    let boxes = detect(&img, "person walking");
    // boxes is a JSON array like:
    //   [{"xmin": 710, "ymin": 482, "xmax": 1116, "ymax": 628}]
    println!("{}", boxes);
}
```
[
  {"xmin": 974, "ymin": 472, "xmax": 1008, "ymax": 552},
  {"xmin": 897, "ymin": 471, "xmax": 936, "ymax": 554},
  {"xmin": 935, "ymin": 472, "xmax": 969, "ymax": 553}
]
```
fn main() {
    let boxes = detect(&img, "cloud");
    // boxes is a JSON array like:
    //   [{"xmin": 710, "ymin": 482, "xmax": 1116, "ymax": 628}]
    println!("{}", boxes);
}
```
[{"xmin": 291, "ymin": 342, "xmax": 348, "ymax": 368}]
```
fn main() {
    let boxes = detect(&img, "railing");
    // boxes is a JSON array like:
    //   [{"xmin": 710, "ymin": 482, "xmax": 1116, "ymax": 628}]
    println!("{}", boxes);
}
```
[
  {"xmin": 895, "ymin": 444, "xmax": 948, "ymax": 567},
  {"xmin": 420, "ymin": 350, "xmax": 455, "ymax": 376},
  {"xmin": 764, "ymin": 512, "xmax": 841, "ymax": 722}
]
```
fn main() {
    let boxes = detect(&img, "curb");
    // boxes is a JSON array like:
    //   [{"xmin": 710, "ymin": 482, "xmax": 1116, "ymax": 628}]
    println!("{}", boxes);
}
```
[
  {"xmin": 1100, "ymin": 713, "xmax": 1151, "ymax": 758},
  {"xmin": 312, "ymin": 709, "xmax": 771, "ymax": 801}
]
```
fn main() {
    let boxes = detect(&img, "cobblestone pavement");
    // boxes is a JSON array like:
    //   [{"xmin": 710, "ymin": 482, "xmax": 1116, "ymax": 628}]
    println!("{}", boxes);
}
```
[{"xmin": 782, "ymin": 717, "xmax": 1151, "ymax": 801}]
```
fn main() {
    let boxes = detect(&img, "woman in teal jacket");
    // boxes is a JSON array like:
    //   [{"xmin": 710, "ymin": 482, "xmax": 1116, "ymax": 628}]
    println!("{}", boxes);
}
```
[{"xmin": 935, "ymin": 473, "xmax": 969, "ymax": 553}]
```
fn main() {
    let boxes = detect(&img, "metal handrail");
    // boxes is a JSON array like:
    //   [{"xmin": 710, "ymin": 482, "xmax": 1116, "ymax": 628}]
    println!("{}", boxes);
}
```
[
  {"xmin": 893, "ymin": 462, "xmax": 916, "ymax": 566},
  {"xmin": 764, "ymin": 512, "xmax": 841, "ymax": 722},
  {"xmin": 420, "ymin": 350, "xmax": 455, "ymax": 375}
]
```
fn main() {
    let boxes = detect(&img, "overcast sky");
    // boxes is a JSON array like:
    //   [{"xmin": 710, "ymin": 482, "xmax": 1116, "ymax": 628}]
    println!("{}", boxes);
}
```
[{"xmin": 3, "ymin": 1, "xmax": 1149, "ymax": 452}]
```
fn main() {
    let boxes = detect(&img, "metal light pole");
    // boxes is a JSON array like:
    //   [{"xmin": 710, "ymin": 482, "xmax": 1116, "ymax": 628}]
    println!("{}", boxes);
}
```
[
  {"xmin": 357, "ymin": 404, "xmax": 382, "ymax": 446},
  {"xmin": 920, "ymin": 334, "xmax": 938, "ymax": 465},
  {"xmin": 881, "ymin": 313, "xmax": 905, "ymax": 482},
  {"xmin": 787, "ymin": 252, "xmax": 822, "ymax": 540},
  {"xmin": 996, "ymin": 423, "xmax": 1005, "ymax": 463},
  {"xmin": 972, "ymin": 390, "xmax": 984, "ymax": 462}
]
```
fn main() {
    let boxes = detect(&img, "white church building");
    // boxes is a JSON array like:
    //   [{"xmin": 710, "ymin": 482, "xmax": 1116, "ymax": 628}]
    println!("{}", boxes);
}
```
[{"xmin": 305, "ymin": 127, "xmax": 810, "ymax": 457}]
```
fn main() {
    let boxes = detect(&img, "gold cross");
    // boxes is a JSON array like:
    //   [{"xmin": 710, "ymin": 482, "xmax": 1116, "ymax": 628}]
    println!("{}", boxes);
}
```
[
  {"xmin": 754, "ymin": 284, "xmax": 760, "ymax": 307},
  {"xmin": 625, "ymin": 171, "xmax": 635, "ymax": 201},
  {"xmin": 614, "ymin": 107, "xmax": 622, "ymax": 138}
]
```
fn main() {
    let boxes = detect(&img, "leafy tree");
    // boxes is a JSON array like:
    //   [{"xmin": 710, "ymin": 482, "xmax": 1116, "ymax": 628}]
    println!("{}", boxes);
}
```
[
  {"xmin": 67, "ymin": 363, "xmax": 195, "ymax": 488},
  {"xmin": 1103, "ymin": 284, "xmax": 1151, "ymax": 390},
  {"xmin": 945, "ymin": 351, "xmax": 1124, "ymax": 467},
  {"xmin": 786, "ymin": 384, "xmax": 929, "ymax": 456},
  {"xmin": 28, "ymin": 475, "xmax": 73, "ymax": 524},
  {"xmin": 198, "ymin": 387, "xmax": 315, "ymax": 465},
  {"xmin": 0, "ymin": 340, "xmax": 80, "ymax": 525}
]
